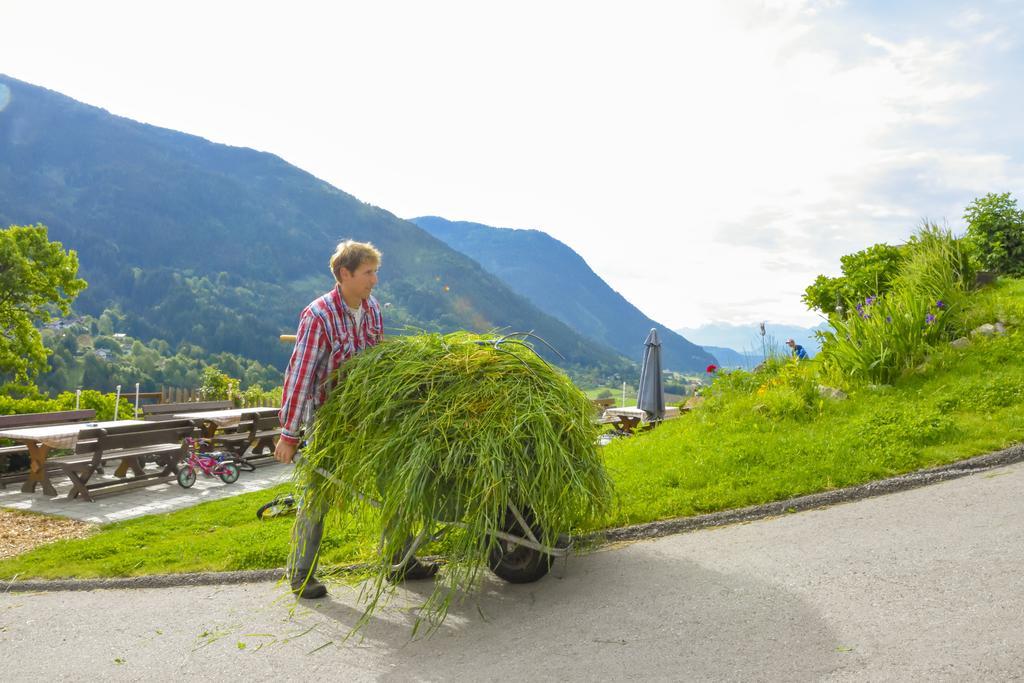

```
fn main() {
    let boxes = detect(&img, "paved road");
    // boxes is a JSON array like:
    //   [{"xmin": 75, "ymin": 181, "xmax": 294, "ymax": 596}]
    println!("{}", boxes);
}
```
[{"xmin": 2, "ymin": 462, "xmax": 1022, "ymax": 681}]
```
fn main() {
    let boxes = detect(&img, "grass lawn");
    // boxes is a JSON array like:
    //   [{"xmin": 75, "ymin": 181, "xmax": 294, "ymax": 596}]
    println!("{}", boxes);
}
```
[{"xmin": 3, "ymin": 278, "xmax": 1023, "ymax": 580}]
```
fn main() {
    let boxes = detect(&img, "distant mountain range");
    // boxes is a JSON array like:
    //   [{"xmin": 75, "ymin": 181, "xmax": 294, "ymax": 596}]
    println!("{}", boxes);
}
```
[
  {"xmin": 701, "ymin": 346, "xmax": 762, "ymax": 369},
  {"xmin": 677, "ymin": 321, "xmax": 828, "ymax": 356},
  {"xmin": 0, "ymin": 75, "xmax": 632, "ymax": 380},
  {"xmin": 412, "ymin": 216, "xmax": 715, "ymax": 373}
]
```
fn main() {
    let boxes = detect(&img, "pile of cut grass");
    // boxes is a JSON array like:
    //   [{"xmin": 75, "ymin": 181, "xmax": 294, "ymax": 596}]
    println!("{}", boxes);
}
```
[{"xmin": 297, "ymin": 331, "xmax": 612, "ymax": 631}]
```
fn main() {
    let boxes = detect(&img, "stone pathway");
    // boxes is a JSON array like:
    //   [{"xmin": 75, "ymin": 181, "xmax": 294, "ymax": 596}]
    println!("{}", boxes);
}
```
[{"xmin": 0, "ymin": 461, "xmax": 294, "ymax": 523}]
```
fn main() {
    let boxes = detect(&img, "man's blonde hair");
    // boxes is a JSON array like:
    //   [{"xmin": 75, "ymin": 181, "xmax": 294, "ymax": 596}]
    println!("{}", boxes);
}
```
[{"xmin": 330, "ymin": 240, "xmax": 381, "ymax": 283}]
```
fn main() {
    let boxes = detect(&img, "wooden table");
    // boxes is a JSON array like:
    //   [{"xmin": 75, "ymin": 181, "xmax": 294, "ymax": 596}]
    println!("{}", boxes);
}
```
[
  {"xmin": 174, "ymin": 407, "xmax": 279, "ymax": 438},
  {"xmin": 0, "ymin": 420, "xmax": 145, "ymax": 496},
  {"xmin": 602, "ymin": 406, "xmax": 680, "ymax": 432}
]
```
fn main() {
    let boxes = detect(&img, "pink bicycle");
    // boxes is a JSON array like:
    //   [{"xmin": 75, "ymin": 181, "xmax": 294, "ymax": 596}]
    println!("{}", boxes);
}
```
[{"xmin": 177, "ymin": 437, "xmax": 240, "ymax": 488}]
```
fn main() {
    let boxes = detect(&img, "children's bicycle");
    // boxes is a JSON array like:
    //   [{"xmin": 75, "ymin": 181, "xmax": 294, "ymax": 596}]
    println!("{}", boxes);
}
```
[
  {"xmin": 177, "ymin": 437, "xmax": 241, "ymax": 488},
  {"xmin": 256, "ymin": 492, "xmax": 297, "ymax": 519}
]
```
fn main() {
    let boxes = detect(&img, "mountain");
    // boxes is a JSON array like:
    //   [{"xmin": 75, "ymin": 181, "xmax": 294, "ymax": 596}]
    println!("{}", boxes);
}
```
[
  {"xmin": 676, "ymin": 322, "xmax": 828, "ymax": 355},
  {"xmin": 411, "ymin": 216, "xmax": 716, "ymax": 373},
  {"xmin": 702, "ymin": 346, "xmax": 761, "ymax": 369},
  {"xmin": 0, "ymin": 75, "xmax": 631, "ymax": 379}
]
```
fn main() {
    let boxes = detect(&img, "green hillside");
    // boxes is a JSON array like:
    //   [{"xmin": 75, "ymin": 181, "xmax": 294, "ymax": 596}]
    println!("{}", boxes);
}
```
[
  {"xmin": 0, "ymin": 75, "xmax": 631, "ymax": 380},
  {"xmin": 412, "ymin": 216, "xmax": 716, "ymax": 372}
]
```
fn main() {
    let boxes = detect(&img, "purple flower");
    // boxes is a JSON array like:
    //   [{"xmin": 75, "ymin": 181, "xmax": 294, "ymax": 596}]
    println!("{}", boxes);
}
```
[
  {"xmin": 865, "ymin": 296, "xmax": 875, "ymax": 306},
  {"xmin": 925, "ymin": 313, "xmax": 936, "ymax": 325},
  {"xmin": 936, "ymin": 300, "xmax": 946, "ymax": 309},
  {"xmin": 885, "ymin": 316, "xmax": 892, "ymax": 323}
]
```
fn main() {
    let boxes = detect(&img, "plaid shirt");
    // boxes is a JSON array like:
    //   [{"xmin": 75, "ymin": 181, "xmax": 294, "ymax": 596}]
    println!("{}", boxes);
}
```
[{"xmin": 278, "ymin": 287, "xmax": 384, "ymax": 444}]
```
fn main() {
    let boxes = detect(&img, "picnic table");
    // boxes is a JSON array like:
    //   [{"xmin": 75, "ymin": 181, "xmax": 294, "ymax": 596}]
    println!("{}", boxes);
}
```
[
  {"xmin": 0, "ymin": 420, "xmax": 145, "ymax": 496},
  {"xmin": 174, "ymin": 407, "xmax": 281, "ymax": 468},
  {"xmin": 174, "ymin": 407, "xmax": 279, "ymax": 438},
  {"xmin": 602, "ymin": 405, "xmax": 680, "ymax": 432}
]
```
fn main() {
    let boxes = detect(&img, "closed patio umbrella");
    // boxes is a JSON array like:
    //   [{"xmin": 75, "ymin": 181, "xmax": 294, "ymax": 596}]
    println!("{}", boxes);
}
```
[{"xmin": 636, "ymin": 328, "xmax": 665, "ymax": 421}]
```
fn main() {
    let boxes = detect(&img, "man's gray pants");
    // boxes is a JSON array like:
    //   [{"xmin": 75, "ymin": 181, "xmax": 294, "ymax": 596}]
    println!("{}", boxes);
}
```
[
  {"xmin": 288, "ymin": 491, "xmax": 419, "ymax": 584},
  {"xmin": 288, "ymin": 493, "xmax": 329, "ymax": 584}
]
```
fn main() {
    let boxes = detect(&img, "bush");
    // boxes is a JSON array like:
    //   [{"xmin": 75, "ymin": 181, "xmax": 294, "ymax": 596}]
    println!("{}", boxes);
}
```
[
  {"xmin": 240, "ymin": 383, "xmax": 281, "ymax": 407},
  {"xmin": 964, "ymin": 192, "xmax": 1024, "ymax": 276},
  {"xmin": 199, "ymin": 366, "xmax": 241, "ymax": 404},
  {"xmin": 817, "ymin": 224, "xmax": 972, "ymax": 385},
  {"xmin": 803, "ymin": 243, "xmax": 905, "ymax": 315},
  {"xmin": 0, "ymin": 389, "xmax": 135, "ymax": 420}
]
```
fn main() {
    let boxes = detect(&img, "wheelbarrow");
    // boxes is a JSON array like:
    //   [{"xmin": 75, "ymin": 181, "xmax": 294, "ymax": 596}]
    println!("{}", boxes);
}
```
[
  {"xmin": 275, "ymin": 331, "xmax": 575, "ymax": 583},
  {"xmin": 265, "ymin": 457, "xmax": 572, "ymax": 583}
]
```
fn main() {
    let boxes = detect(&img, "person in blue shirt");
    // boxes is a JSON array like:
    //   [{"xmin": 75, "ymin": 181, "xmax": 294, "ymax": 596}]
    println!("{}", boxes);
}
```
[{"xmin": 786, "ymin": 338, "xmax": 809, "ymax": 360}]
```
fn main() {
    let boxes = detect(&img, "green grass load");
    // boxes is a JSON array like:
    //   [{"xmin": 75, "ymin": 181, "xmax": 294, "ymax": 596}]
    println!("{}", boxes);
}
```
[{"xmin": 295, "ymin": 331, "xmax": 613, "ymax": 632}]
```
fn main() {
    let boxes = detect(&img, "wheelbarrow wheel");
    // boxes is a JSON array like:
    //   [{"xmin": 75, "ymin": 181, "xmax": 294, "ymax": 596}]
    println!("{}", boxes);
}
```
[{"xmin": 488, "ymin": 506, "xmax": 553, "ymax": 584}]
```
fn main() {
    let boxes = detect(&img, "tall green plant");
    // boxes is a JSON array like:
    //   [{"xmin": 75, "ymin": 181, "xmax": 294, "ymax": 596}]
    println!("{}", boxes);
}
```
[
  {"xmin": 818, "ymin": 224, "xmax": 971, "ymax": 385},
  {"xmin": 963, "ymin": 192, "xmax": 1024, "ymax": 276}
]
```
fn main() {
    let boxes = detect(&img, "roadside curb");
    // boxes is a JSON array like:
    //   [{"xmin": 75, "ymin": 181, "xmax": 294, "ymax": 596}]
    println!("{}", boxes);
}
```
[
  {"xmin": 593, "ymin": 443, "xmax": 1024, "ymax": 544},
  {"xmin": 4, "ymin": 444, "xmax": 1022, "ymax": 594}
]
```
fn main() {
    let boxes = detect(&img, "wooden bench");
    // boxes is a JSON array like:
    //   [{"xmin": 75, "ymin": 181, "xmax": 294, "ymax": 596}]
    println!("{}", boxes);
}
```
[
  {"xmin": 141, "ymin": 400, "xmax": 233, "ymax": 421},
  {"xmin": 55, "ymin": 419, "xmax": 198, "ymax": 501},
  {"xmin": 211, "ymin": 412, "xmax": 281, "ymax": 469},
  {"xmin": 0, "ymin": 410, "xmax": 98, "ymax": 488}
]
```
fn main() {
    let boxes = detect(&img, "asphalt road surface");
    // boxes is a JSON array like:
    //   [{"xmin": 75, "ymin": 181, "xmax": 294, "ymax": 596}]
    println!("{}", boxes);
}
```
[{"xmin": 2, "ymin": 462, "xmax": 1022, "ymax": 681}]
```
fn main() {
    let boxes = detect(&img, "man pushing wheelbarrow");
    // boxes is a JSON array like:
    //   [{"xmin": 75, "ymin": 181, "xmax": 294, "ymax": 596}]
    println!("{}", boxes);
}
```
[{"xmin": 278, "ymin": 239, "xmax": 612, "ymax": 630}]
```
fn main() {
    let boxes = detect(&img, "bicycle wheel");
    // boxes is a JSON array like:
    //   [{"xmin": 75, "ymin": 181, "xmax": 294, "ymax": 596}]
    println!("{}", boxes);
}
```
[
  {"xmin": 177, "ymin": 466, "xmax": 197, "ymax": 489},
  {"xmin": 218, "ymin": 462, "xmax": 240, "ymax": 484},
  {"xmin": 256, "ymin": 494, "xmax": 297, "ymax": 520}
]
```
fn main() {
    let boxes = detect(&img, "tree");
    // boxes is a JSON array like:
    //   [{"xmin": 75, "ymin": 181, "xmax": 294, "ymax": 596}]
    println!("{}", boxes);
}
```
[
  {"xmin": 0, "ymin": 224, "xmax": 87, "ymax": 383},
  {"xmin": 963, "ymin": 192, "xmax": 1024, "ymax": 276}
]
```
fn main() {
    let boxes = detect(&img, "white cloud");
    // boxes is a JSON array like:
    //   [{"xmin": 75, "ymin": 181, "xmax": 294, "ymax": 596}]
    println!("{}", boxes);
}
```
[{"xmin": 2, "ymin": 0, "xmax": 1023, "ymax": 329}]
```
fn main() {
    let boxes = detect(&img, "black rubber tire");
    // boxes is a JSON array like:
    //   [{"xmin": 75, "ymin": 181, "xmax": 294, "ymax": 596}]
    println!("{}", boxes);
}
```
[
  {"xmin": 256, "ymin": 495, "xmax": 296, "ymax": 520},
  {"xmin": 487, "ymin": 506, "xmax": 553, "ymax": 584},
  {"xmin": 234, "ymin": 459, "xmax": 256, "ymax": 473},
  {"xmin": 218, "ymin": 462, "xmax": 240, "ymax": 484},
  {"xmin": 177, "ymin": 467, "xmax": 197, "ymax": 488}
]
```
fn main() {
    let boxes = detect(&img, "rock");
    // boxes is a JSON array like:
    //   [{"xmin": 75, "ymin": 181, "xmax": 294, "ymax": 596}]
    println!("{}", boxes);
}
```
[
  {"xmin": 817, "ymin": 385, "xmax": 848, "ymax": 400},
  {"xmin": 974, "ymin": 270, "xmax": 997, "ymax": 288},
  {"xmin": 971, "ymin": 323, "xmax": 997, "ymax": 337},
  {"xmin": 995, "ymin": 322, "xmax": 1007, "ymax": 334},
  {"xmin": 950, "ymin": 337, "xmax": 970, "ymax": 349}
]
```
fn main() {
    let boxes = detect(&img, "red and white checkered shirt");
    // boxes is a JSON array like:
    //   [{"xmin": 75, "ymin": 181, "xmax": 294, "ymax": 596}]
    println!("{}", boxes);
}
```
[{"xmin": 278, "ymin": 287, "xmax": 384, "ymax": 444}]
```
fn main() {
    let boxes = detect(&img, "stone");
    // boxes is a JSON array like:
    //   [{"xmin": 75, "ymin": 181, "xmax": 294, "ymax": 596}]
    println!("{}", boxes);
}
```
[
  {"xmin": 817, "ymin": 385, "xmax": 848, "ymax": 400},
  {"xmin": 995, "ymin": 321, "xmax": 1007, "ymax": 334},
  {"xmin": 971, "ymin": 323, "xmax": 997, "ymax": 337},
  {"xmin": 950, "ymin": 337, "xmax": 970, "ymax": 349}
]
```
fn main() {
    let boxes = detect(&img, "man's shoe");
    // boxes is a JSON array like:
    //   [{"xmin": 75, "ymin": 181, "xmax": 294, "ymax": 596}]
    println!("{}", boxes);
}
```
[
  {"xmin": 290, "ymin": 575, "xmax": 328, "ymax": 599},
  {"xmin": 386, "ymin": 558, "xmax": 439, "ymax": 583}
]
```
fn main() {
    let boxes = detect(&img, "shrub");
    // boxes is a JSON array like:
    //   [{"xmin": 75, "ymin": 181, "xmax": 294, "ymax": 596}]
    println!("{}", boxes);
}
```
[
  {"xmin": 199, "ymin": 366, "xmax": 240, "ymax": 404},
  {"xmin": 964, "ymin": 192, "xmax": 1024, "ymax": 276},
  {"xmin": 803, "ymin": 243, "xmax": 905, "ymax": 315},
  {"xmin": 0, "ymin": 389, "xmax": 132, "ymax": 420},
  {"xmin": 817, "ymin": 224, "xmax": 971, "ymax": 385}
]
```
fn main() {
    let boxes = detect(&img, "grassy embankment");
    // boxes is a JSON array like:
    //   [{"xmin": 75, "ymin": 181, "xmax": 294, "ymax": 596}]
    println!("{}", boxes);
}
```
[{"xmin": 2, "ymin": 278, "xmax": 1022, "ymax": 580}]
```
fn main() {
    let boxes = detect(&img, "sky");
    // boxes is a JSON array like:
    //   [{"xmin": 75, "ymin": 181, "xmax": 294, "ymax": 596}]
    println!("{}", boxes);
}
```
[{"xmin": 4, "ymin": 0, "xmax": 1024, "ymax": 330}]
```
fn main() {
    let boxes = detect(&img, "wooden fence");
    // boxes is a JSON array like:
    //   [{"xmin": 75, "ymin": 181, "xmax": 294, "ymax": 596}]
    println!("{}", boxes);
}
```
[{"xmin": 157, "ymin": 387, "xmax": 281, "ymax": 407}]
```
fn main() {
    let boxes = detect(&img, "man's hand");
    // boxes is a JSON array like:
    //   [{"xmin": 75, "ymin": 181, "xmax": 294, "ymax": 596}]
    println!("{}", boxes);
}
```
[{"xmin": 275, "ymin": 438, "xmax": 299, "ymax": 464}]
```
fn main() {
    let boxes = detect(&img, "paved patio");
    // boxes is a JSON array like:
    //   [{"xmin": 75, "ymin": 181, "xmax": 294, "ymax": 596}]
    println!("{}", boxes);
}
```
[{"xmin": 0, "ymin": 461, "xmax": 294, "ymax": 524}]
